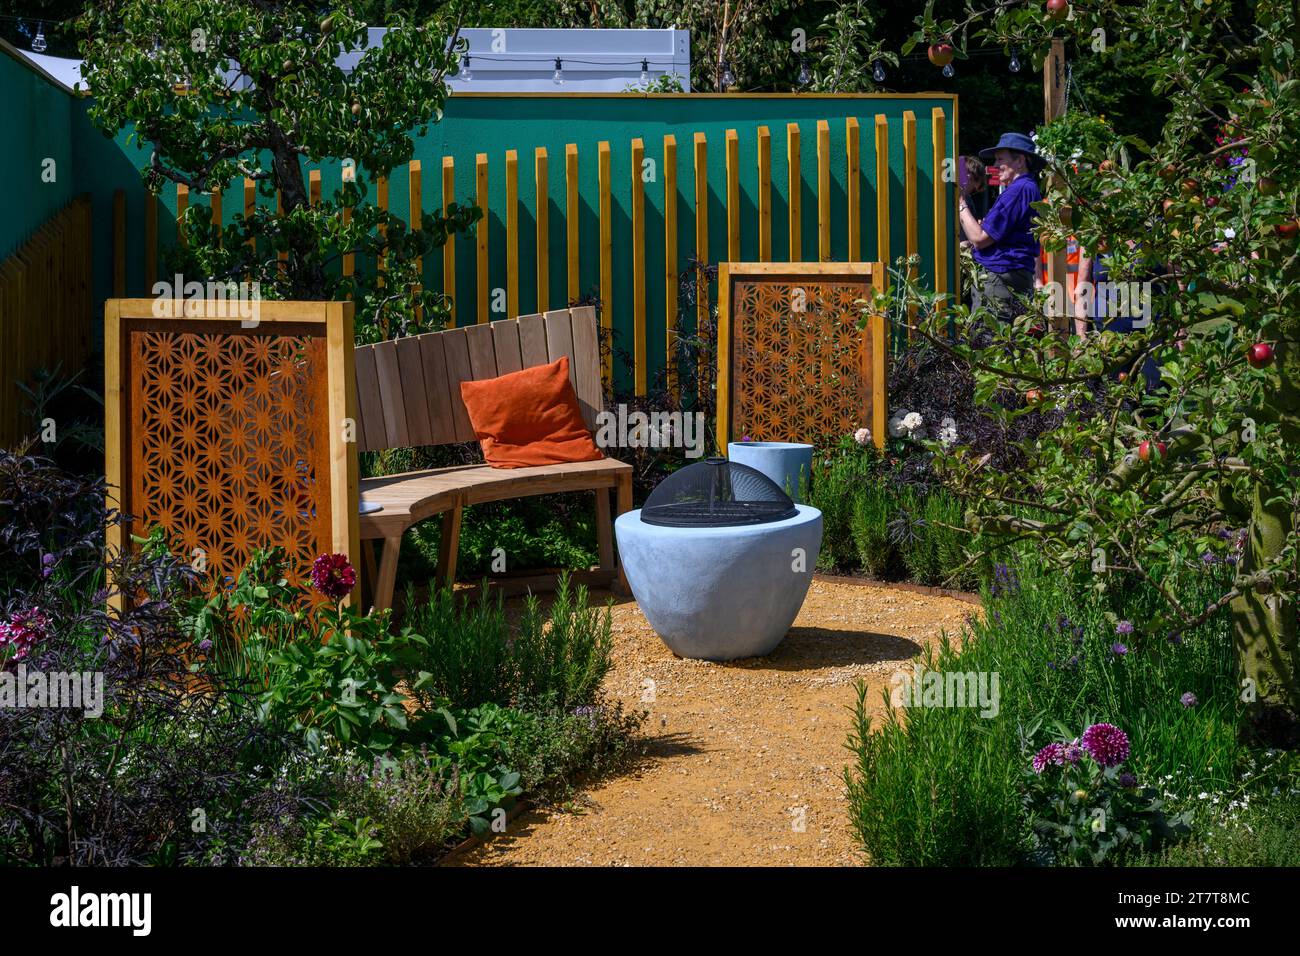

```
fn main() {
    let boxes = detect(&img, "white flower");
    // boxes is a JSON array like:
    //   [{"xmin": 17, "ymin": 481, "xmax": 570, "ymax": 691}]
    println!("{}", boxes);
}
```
[
  {"xmin": 902, "ymin": 412, "xmax": 924, "ymax": 432},
  {"xmin": 938, "ymin": 416, "xmax": 959, "ymax": 447},
  {"xmin": 1222, "ymin": 227, "xmax": 1237, "ymax": 240},
  {"xmin": 853, "ymin": 427, "xmax": 872, "ymax": 446},
  {"xmin": 888, "ymin": 411, "xmax": 909, "ymax": 438}
]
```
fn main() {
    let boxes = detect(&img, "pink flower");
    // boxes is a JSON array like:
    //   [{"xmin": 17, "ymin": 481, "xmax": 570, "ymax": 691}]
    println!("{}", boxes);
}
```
[
  {"xmin": 1080, "ymin": 722, "xmax": 1130, "ymax": 768},
  {"xmin": 853, "ymin": 427, "xmax": 872, "ymax": 446},
  {"xmin": 310, "ymin": 553, "xmax": 356, "ymax": 601},
  {"xmin": 1032, "ymin": 742, "xmax": 1066, "ymax": 773},
  {"xmin": 0, "ymin": 608, "xmax": 50, "ymax": 662}
]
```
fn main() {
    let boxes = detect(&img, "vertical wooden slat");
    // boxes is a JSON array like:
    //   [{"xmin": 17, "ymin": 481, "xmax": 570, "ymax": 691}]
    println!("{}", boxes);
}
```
[
  {"xmin": 716, "ymin": 264, "xmax": 731, "ymax": 445},
  {"xmin": 932, "ymin": 107, "xmax": 949, "ymax": 321},
  {"xmin": 475, "ymin": 153, "xmax": 489, "ymax": 324},
  {"xmin": 518, "ymin": 312, "xmax": 549, "ymax": 368},
  {"xmin": 309, "ymin": 169, "xmax": 320, "ymax": 207},
  {"xmin": 816, "ymin": 120, "xmax": 830, "ymax": 262},
  {"xmin": 505, "ymin": 149, "xmax": 518, "ymax": 320},
  {"xmin": 544, "ymin": 309, "xmax": 578, "ymax": 393},
  {"xmin": 342, "ymin": 165, "xmax": 355, "ymax": 283},
  {"xmin": 535, "ymin": 146, "xmax": 549, "ymax": 314},
  {"xmin": 441, "ymin": 157, "xmax": 455, "ymax": 327},
  {"xmin": 693, "ymin": 132, "xmax": 709, "ymax": 398},
  {"xmin": 565, "ymin": 143, "xmax": 579, "ymax": 303},
  {"xmin": 492, "ymin": 316, "xmax": 523, "ymax": 374},
  {"xmin": 570, "ymin": 305, "xmax": 602, "ymax": 426},
  {"xmin": 875, "ymin": 115, "xmax": 890, "ymax": 291},
  {"xmin": 144, "ymin": 192, "xmax": 157, "ymax": 289},
  {"xmin": 871, "ymin": 266, "xmax": 887, "ymax": 449},
  {"xmin": 598, "ymin": 140, "xmax": 612, "ymax": 387},
  {"xmin": 440, "ymin": 328, "xmax": 477, "ymax": 442},
  {"xmin": 663, "ymin": 134, "xmax": 679, "ymax": 399},
  {"xmin": 409, "ymin": 160, "xmax": 422, "ymax": 323},
  {"xmin": 352, "ymin": 346, "xmax": 387, "ymax": 451},
  {"xmin": 377, "ymin": 175, "xmax": 388, "ymax": 285},
  {"xmin": 725, "ymin": 128, "xmax": 739, "ymax": 262},
  {"xmin": 904, "ymin": 110, "xmax": 918, "ymax": 336},
  {"xmin": 210, "ymin": 185, "xmax": 223, "ymax": 247},
  {"xmin": 396, "ymin": 337, "xmax": 433, "ymax": 447},
  {"xmin": 631, "ymin": 138, "xmax": 646, "ymax": 396},
  {"xmin": 243, "ymin": 178, "xmax": 255, "ymax": 253},
  {"xmin": 464, "ymin": 322, "xmax": 498, "ymax": 380},
  {"xmin": 372, "ymin": 341, "xmax": 409, "ymax": 449},
  {"xmin": 787, "ymin": 123, "xmax": 801, "ymax": 261},
  {"xmin": 418, "ymin": 332, "xmax": 457, "ymax": 445},
  {"xmin": 176, "ymin": 183, "xmax": 188, "ymax": 247},
  {"xmin": 846, "ymin": 117, "xmax": 861, "ymax": 261},
  {"xmin": 756, "ymin": 125, "xmax": 771, "ymax": 262},
  {"xmin": 112, "ymin": 189, "xmax": 125, "ymax": 297}
]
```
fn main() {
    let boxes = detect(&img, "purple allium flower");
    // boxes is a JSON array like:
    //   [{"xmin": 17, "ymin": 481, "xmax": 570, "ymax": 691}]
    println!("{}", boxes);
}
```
[
  {"xmin": 1200, "ymin": 551, "xmax": 1218, "ymax": 565},
  {"xmin": 41, "ymin": 552, "xmax": 56, "ymax": 578},
  {"xmin": 1047, "ymin": 660, "xmax": 1058, "ymax": 670},
  {"xmin": 1111, "ymin": 642, "xmax": 1128, "ymax": 657},
  {"xmin": 1080, "ymin": 722, "xmax": 1130, "ymax": 767},
  {"xmin": 1032, "ymin": 742, "xmax": 1067, "ymax": 773},
  {"xmin": 198, "ymin": 638, "xmax": 213, "ymax": 652},
  {"xmin": 310, "ymin": 553, "xmax": 356, "ymax": 601},
  {"xmin": 1116, "ymin": 620, "xmax": 1134, "ymax": 635},
  {"xmin": 1119, "ymin": 772, "xmax": 1138, "ymax": 788},
  {"xmin": 1063, "ymin": 742, "xmax": 1084, "ymax": 764},
  {"xmin": 1180, "ymin": 691, "xmax": 1198, "ymax": 708}
]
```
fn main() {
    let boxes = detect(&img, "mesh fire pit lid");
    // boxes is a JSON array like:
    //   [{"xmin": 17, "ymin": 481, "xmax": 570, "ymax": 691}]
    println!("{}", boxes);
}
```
[{"xmin": 640, "ymin": 457, "xmax": 798, "ymax": 528}]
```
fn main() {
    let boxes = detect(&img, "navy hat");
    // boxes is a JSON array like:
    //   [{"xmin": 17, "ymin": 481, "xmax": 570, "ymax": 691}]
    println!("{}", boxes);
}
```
[{"xmin": 979, "ymin": 132, "xmax": 1044, "ymax": 169}]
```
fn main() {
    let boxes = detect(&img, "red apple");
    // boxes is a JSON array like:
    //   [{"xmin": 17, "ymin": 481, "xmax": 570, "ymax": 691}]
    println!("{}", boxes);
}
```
[
  {"xmin": 1258, "ymin": 176, "xmax": 1280, "ymax": 196},
  {"xmin": 1098, "ymin": 159, "xmax": 1115, "ymax": 172},
  {"xmin": 1117, "ymin": 371, "xmax": 1128, "ymax": 382},
  {"xmin": 1158, "ymin": 163, "xmax": 1180, "ymax": 181},
  {"xmin": 1046, "ymin": 0, "xmax": 1070, "ymax": 21},
  {"xmin": 1138, "ymin": 440, "xmax": 1167, "ymax": 463},
  {"xmin": 1276, "ymin": 220, "xmax": 1299, "ymax": 238},
  {"xmin": 1026, "ymin": 388, "xmax": 1044, "ymax": 405},
  {"xmin": 1247, "ymin": 342, "xmax": 1275, "ymax": 368},
  {"xmin": 1181, "ymin": 178, "xmax": 1200, "ymax": 196},
  {"xmin": 928, "ymin": 42, "xmax": 955, "ymax": 67},
  {"xmin": 1205, "ymin": 195, "xmax": 1219, "ymax": 208}
]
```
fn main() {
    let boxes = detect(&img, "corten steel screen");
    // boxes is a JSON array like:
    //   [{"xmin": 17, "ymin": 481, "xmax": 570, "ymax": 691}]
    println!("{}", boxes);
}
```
[
  {"xmin": 719, "ymin": 264, "xmax": 885, "ymax": 450},
  {"xmin": 106, "ymin": 301, "xmax": 360, "ymax": 599}
]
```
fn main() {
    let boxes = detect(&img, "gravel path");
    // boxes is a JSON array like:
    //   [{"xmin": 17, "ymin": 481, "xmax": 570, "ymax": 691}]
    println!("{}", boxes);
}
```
[{"xmin": 446, "ymin": 577, "xmax": 978, "ymax": 867}]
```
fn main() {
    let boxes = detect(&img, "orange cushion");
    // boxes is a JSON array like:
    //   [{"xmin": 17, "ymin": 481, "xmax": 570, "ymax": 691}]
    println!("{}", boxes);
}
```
[{"xmin": 459, "ymin": 356, "xmax": 604, "ymax": 469}]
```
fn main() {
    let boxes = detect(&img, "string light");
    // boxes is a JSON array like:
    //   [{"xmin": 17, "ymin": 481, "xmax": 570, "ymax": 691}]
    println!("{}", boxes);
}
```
[
  {"xmin": 721, "ymin": 60, "xmax": 735, "ymax": 91},
  {"xmin": 942, "ymin": 62, "xmax": 955, "ymax": 78},
  {"xmin": 31, "ymin": 20, "xmax": 46, "ymax": 53},
  {"xmin": 640, "ymin": 58, "xmax": 649, "ymax": 88},
  {"xmin": 797, "ymin": 56, "xmax": 811, "ymax": 88},
  {"xmin": 552, "ymin": 57, "xmax": 563, "ymax": 85},
  {"xmin": 872, "ymin": 59, "xmax": 887, "ymax": 83},
  {"xmin": 1009, "ymin": 49, "xmax": 1022, "ymax": 73},
  {"xmin": 460, "ymin": 53, "xmax": 472, "ymax": 82}
]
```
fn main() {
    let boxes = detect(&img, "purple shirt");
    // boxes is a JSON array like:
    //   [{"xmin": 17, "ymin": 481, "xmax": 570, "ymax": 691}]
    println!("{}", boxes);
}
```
[{"xmin": 973, "ymin": 174, "xmax": 1041, "ymax": 273}]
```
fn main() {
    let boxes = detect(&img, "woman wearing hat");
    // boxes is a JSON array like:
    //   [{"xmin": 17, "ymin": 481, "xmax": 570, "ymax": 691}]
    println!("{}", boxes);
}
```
[{"xmin": 958, "ymin": 132, "xmax": 1044, "ymax": 323}]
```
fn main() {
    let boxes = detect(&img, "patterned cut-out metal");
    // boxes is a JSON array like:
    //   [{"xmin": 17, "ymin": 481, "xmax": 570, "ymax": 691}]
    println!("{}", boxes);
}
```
[
  {"xmin": 718, "ymin": 264, "xmax": 885, "ymax": 450},
  {"xmin": 106, "ymin": 300, "xmax": 360, "ymax": 606}
]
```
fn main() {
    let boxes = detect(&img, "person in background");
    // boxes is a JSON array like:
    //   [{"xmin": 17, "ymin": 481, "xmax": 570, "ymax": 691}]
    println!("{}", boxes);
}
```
[
  {"xmin": 958, "ymin": 155, "xmax": 989, "ymax": 230},
  {"xmin": 1074, "ymin": 240, "xmax": 1164, "ymax": 391},
  {"xmin": 957, "ymin": 132, "xmax": 1045, "ymax": 322}
]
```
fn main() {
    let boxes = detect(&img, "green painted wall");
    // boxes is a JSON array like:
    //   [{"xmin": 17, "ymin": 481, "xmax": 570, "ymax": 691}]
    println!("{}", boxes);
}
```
[{"xmin": 0, "ymin": 47, "xmax": 76, "ymax": 261}]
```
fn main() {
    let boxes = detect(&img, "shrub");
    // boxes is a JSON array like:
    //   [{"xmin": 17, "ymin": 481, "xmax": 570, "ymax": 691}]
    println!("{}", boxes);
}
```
[
  {"xmin": 809, "ymin": 442, "xmax": 878, "ymax": 571},
  {"xmin": 851, "ymin": 483, "xmax": 899, "ymax": 578}
]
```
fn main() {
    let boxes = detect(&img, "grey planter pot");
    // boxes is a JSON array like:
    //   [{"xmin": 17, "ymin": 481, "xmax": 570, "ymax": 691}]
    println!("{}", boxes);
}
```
[
  {"xmin": 727, "ymin": 441, "xmax": 814, "ymax": 503},
  {"xmin": 615, "ymin": 505, "xmax": 823, "ymax": 661}
]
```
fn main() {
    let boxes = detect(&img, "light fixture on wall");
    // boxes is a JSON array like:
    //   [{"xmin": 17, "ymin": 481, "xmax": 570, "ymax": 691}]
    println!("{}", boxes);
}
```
[
  {"xmin": 31, "ymin": 21, "xmax": 47, "ymax": 53},
  {"xmin": 796, "ymin": 56, "xmax": 811, "ymax": 88},
  {"xmin": 460, "ymin": 53, "xmax": 472, "ymax": 82},
  {"xmin": 872, "ymin": 59, "xmax": 887, "ymax": 83},
  {"xmin": 552, "ymin": 57, "xmax": 564, "ymax": 85}
]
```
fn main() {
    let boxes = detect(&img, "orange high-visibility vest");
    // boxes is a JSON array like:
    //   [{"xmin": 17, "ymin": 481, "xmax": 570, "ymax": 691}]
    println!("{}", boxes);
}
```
[{"xmin": 1040, "ymin": 236, "xmax": 1080, "ymax": 297}]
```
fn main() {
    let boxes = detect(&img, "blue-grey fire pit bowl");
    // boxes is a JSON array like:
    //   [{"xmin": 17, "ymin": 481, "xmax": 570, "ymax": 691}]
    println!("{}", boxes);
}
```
[{"xmin": 615, "ymin": 504, "xmax": 823, "ymax": 661}]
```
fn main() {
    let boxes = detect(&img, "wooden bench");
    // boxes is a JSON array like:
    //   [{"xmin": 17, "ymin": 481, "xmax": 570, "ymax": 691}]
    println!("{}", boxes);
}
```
[{"xmin": 352, "ymin": 306, "xmax": 633, "ymax": 611}]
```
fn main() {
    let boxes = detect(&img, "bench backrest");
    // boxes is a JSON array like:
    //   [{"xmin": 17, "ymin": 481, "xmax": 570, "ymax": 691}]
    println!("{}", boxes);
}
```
[{"xmin": 352, "ymin": 306, "xmax": 603, "ymax": 453}]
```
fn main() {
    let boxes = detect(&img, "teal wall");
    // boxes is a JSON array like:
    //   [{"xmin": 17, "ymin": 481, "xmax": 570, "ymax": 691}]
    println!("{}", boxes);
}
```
[{"xmin": 0, "ymin": 47, "xmax": 76, "ymax": 261}]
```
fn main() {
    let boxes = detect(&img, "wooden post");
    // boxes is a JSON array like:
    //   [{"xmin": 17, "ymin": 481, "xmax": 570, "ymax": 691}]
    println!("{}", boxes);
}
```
[
  {"xmin": 408, "ymin": 162, "xmax": 422, "ymax": 323},
  {"xmin": 816, "ymin": 120, "xmax": 831, "ymax": 262},
  {"xmin": 1044, "ymin": 37, "xmax": 1069, "ymax": 332},
  {"xmin": 725, "ymin": 129, "xmax": 739, "ymax": 262},
  {"xmin": 664, "ymin": 134, "xmax": 679, "ymax": 399},
  {"xmin": 566, "ymin": 144, "xmax": 579, "ymax": 303},
  {"xmin": 342, "ymin": 165, "xmax": 355, "ymax": 285},
  {"xmin": 694, "ymin": 132, "xmax": 709, "ymax": 401},
  {"xmin": 756, "ymin": 126, "xmax": 771, "ymax": 262},
  {"xmin": 903, "ymin": 111, "xmax": 918, "ymax": 336},
  {"xmin": 475, "ymin": 154, "xmax": 488, "ymax": 324},
  {"xmin": 875, "ymin": 115, "xmax": 890, "ymax": 292},
  {"xmin": 846, "ymin": 117, "xmax": 861, "ymax": 262},
  {"xmin": 535, "ymin": 146, "xmax": 549, "ymax": 314},
  {"xmin": 441, "ymin": 157, "xmax": 454, "ymax": 326},
  {"xmin": 598, "ymin": 141, "xmax": 612, "ymax": 387},
  {"xmin": 787, "ymin": 123, "xmax": 801, "ymax": 261},
  {"xmin": 505, "ymin": 150, "xmax": 518, "ymax": 320},
  {"xmin": 631, "ymin": 137, "xmax": 646, "ymax": 395}
]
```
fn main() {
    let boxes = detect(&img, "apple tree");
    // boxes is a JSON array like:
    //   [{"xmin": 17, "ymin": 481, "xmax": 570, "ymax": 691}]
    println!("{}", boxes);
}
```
[
  {"xmin": 883, "ymin": 0, "xmax": 1300, "ymax": 742},
  {"xmin": 78, "ymin": 0, "xmax": 480, "ymax": 340}
]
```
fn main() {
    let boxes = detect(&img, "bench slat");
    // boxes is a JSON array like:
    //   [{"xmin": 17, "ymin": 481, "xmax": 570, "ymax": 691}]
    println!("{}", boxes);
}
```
[
  {"xmin": 465, "ymin": 322, "xmax": 498, "ymax": 381},
  {"xmin": 518, "ymin": 312, "xmax": 548, "ymax": 369},
  {"xmin": 544, "ymin": 309, "xmax": 577, "ymax": 393},
  {"xmin": 418, "ymin": 331, "xmax": 458, "ymax": 445},
  {"xmin": 396, "ymin": 336, "xmax": 433, "ymax": 446},
  {"xmin": 492, "ymin": 318, "xmax": 523, "ymax": 374},
  {"xmin": 353, "ymin": 346, "xmax": 387, "ymax": 452},
  {"xmin": 569, "ymin": 304, "xmax": 602, "ymax": 428},
  {"xmin": 440, "ymin": 327, "xmax": 478, "ymax": 442},
  {"xmin": 373, "ymin": 340, "xmax": 409, "ymax": 449}
]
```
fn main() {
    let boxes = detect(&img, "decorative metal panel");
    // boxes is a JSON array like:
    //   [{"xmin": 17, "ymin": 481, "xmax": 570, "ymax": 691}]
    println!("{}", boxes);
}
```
[
  {"xmin": 125, "ymin": 321, "xmax": 332, "ymax": 588},
  {"xmin": 728, "ymin": 275, "xmax": 877, "ymax": 447}
]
